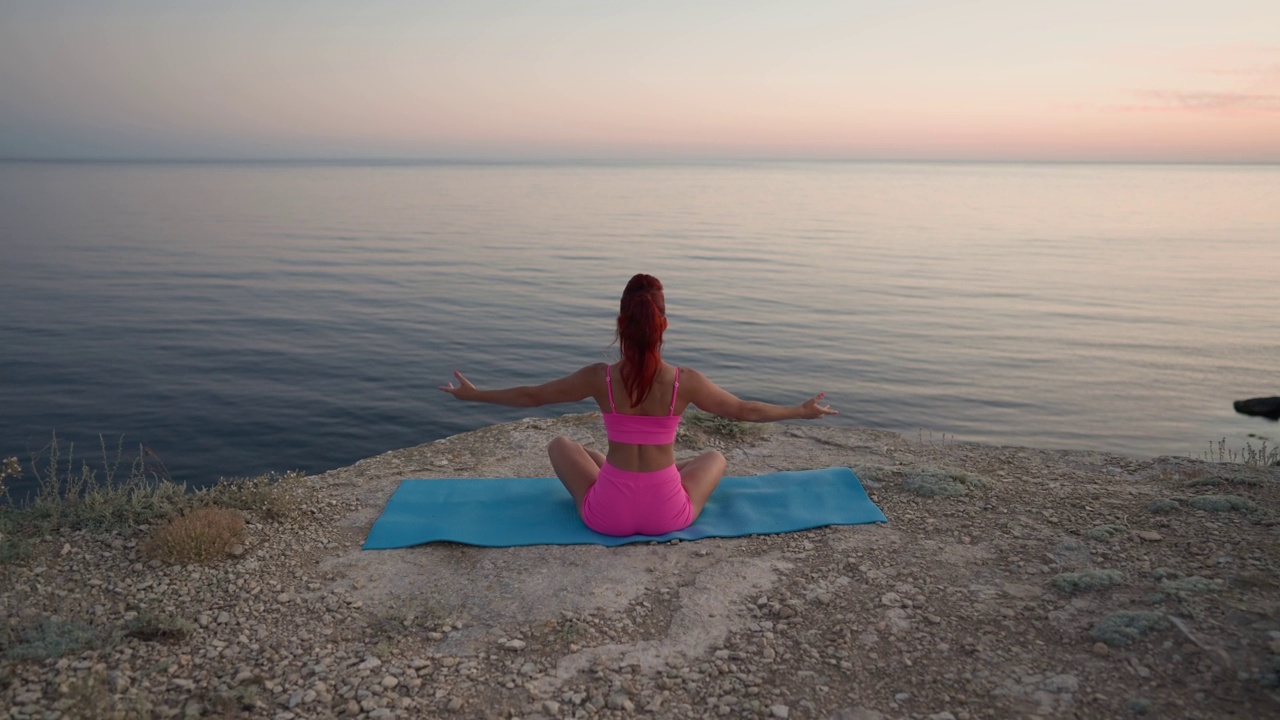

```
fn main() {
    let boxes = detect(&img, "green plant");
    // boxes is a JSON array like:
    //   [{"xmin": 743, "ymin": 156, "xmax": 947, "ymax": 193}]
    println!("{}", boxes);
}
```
[
  {"xmin": 2, "ymin": 434, "xmax": 185, "ymax": 537},
  {"xmin": 1052, "ymin": 569, "xmax": 1125, "ymax": 595},
  {"xmin": 1090, "ymin": 611, "xmax": 1168, "ymax": 647},
  {"xmin": 1159, "ymin": 575, "xmax": 1220, "ymax": 597},
  {"xmin": 2, "ymin": 618, "xmax": 102, "ymax": 661},
  {"xmin": 1087, "ymin": 524, "xmax": 1125, "ymax": 541},
  {"xmin": 198, "ymin": 471, "xmax": 303, "ymax": 521},
  {"xmin": 58, "ymin": 671, "xmax": 154, "ymax": 720},
  {"xmin": 0, "ymin": 455, "xmax": 20, "ymax": 497},
  {"xmin": 1, "ymin": 435, "xmax": 300, "ymax": 566},
  {"xmin": 1147, "ymin": 498, "xmax": 1179, "ymax": 514},
  {"xmin": 0, "ymin": 534, "xmax": 32, "ymax": 564},
  {"xmin": 677, "ymin": 410, "xmax": 759, "ymax": 443},
  {"xmin": 1200, "ymin": 438, "xmax": 1278, "ymax": 467},
  {"xmin": 208, "ymin": 684, "xmax": 262, "ymax": 716},
  {"xmin": 143, "ymin": 506, "xmax": 245, "ymax": 565},
  {"xmin": 124, "ymin": 611, "xmax": 195, "ymax": 643},
  {"xmin": 904, "ymin": 467, "xmax": 987, "ymax": 498},
  {"xmin": 1188, "ymin": 495, "xmax": 1257, "ymax": 513}
]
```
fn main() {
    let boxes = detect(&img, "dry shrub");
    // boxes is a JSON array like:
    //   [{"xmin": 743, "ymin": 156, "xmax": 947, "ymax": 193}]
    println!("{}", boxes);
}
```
[{"xmin": 144, "ymin": 506, "xmax": 245, "ymax": 564}]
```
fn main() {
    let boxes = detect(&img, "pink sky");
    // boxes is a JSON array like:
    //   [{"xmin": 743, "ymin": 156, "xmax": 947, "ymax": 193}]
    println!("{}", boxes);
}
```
[{"xmin": 1, "ymin": 1, "xmax": 1277, "ymax": 161}]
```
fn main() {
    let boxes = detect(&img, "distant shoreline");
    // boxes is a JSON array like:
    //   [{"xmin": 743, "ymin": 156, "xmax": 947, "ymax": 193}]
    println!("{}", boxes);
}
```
[{"xmin": 4, "ymin": 157, "xmax": 1280, "ymax": 167}]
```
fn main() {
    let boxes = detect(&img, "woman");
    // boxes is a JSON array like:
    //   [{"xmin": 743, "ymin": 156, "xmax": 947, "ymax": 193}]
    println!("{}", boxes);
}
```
[{"xmin": 438, "ymin": 274, "xmax": 837, "ymax": 536}]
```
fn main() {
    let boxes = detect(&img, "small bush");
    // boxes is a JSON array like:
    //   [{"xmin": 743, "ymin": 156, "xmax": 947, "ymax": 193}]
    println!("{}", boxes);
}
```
[
  {"xmin": 125, "ymin": 611, "xmax": 195, "ymax": 643},
  {"xmin": 904, "ymin": 467, "xmax": 987, "ymax": 498},
  {"xmin": 1147, "ymin": 498, "xmax": 1179, "ymax": 514},
  {"xmin": 1087, "ymin": 524, "xmax": 1125, "ymax": 541},
  {"xmin": 1151, "ymin": 567, "xmax": 1182, "ymax": 581},
  {"xmin": 1, "ymin": 435, "xmax": 185, "ymax": 537},
  {"xmin": 198, "ymin": 471, "xmax": 303, "ymax": 521},
  {"xmin": 1188, "ymin": 495, "xmax": 1257, "ymax": 513},
  {"xmin": 1052, "ymin": 569, "xmax": 1125, "ymax": 595},
  {"xmin": 0, "ymin": 534, "xmax": 33, "ymax": 565},
  {"xmin": 2, "ymin": 619, "xmax": 101, "ymax": 661},
  {"xmin": 144, "ymin": 506, "xmax": 245, "ymax": 565},
  {"xmin": 1160, "ymin": 575, "xmax": 1221, "ymax": 597},
  {"xmin": 1091, "ymin": 611, "xmax": 1168, "ymax": 647},
  {"xmin": 0, "ymin": 456, "xmax": 20, "ymax": 492},
  {"xmin": 677, "ymin": 410, "xmax": 760, "ymax": 443},
  {"xmin": 61, "ymin": 671, "xmax": 155, "ymax": 719},
  {"xmin": 852, "ymin": 465, "xmax": 895, "ymax": 486}
]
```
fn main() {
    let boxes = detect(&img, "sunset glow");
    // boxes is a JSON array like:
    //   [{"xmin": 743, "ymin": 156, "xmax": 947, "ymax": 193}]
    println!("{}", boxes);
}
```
[{"xmin": 1, "ymin": 1, "xmax": 1277, "ymax": 161}]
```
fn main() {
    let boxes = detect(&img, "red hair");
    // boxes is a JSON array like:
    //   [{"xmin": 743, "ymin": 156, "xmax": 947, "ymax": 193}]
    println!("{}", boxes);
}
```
[{"xmin": 615, "ymin": 273, "xmax": 666, "ymax": 407}]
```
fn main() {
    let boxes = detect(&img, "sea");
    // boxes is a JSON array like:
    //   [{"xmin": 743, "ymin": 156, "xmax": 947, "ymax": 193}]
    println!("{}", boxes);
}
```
[{"xmin": 1, "ymin": 160, "xmax": 1277, "ymax": 499}]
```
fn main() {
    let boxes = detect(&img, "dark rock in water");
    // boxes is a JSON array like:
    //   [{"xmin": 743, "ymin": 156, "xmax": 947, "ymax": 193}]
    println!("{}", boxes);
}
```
[{"xmin": 1233, "ymin": 397, "xmax": 1280, "ymax": 421}]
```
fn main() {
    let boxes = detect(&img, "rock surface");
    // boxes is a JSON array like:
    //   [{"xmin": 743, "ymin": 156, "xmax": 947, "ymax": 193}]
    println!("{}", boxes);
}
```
[
  {"xmin": 3, "ymin": 413, "xmax": 1280, "ymax": 719},
  {"xmin": 1234, "ymin": 396, "xmax": 1280, "ymax": 421}
]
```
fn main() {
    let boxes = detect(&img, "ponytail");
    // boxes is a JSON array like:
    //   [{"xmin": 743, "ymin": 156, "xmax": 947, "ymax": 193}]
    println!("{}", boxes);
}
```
[{"xmin": 615, "ymin": 273, "xmax": 666, "ymax": 407}]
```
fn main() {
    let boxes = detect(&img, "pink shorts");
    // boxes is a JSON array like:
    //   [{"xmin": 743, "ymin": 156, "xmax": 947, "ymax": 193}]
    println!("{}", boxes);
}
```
[{"xmin": 581, "ymin": 461, "xmax": 693, "ymax": 536}]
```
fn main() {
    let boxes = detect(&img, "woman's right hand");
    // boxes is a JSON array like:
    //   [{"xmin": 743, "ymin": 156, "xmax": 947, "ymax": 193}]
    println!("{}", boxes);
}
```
[{"xmin": 798, "ymin": 393, "xmax": 839, "ymax": 419}]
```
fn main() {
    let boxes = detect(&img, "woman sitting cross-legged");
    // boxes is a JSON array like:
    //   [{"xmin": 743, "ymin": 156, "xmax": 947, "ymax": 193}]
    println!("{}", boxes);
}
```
[{"xmin": 438, "ymin": 273, "xmax": 837, "ymax": 536}]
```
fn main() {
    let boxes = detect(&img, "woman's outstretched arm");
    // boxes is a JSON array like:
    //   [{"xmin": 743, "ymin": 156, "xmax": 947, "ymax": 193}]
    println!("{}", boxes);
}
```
[
  {"xmin": 681, "ymin": 367, "xmax": 838, "ymax": 422},
  {"xmin": 438, "ymin": 364, "xmax": 600, "ymax": 408}
]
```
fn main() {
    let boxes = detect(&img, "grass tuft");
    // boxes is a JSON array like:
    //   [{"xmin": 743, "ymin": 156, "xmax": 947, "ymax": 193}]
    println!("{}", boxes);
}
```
[
  {"xmin": 1200, "ymin": 438, "xmax": 1278, "ymax": 467},
  {"xmin": 1159, "ymin": 575, "xmax": 1221, "ymax": 597},
  {"xmin": 1, "ymin": 434, "xmax": 184, "ymax": 541},
  {"xmin": 1086, "ymin": 524, "xmax": 1125, "ymax": 541},
  {"xmin": 1052, "ymin": 569, "xmax": 1125, "ymax": 595},
  {"xmin": 198, "ymin": 471, "xmax": 303, "ymax": 521},
  {"xmin": 677, "ymin": 409, "xmax": 760, "ymax": 444},
  {"xmin": 1188, "ymin": 495, "xmax": 1257, "ymax": 513},
  {"xmin": 124, "ymin": 611, "xmax": 196, "ymax": 643},
  {"xmin": 59, "ymin": 670, "xmax": 155, "ymax": 719},
  {"xmin": 904, "ymin": 466, "xmax": 987, "ymax": 498},
  {"xmin": 1091, "ymin": 611, "xmax": 1168, "ymax": 647},
  {"xmin": 2, "ymin": 618, "xmax": 102, "ymax": 662},
  {"xmin": 143, "ymin": 506, "xmax": 245, "ymax": 565},
  {"xmin": 1, "ymin": 435, "xmax": 303, "ymax": 566}
]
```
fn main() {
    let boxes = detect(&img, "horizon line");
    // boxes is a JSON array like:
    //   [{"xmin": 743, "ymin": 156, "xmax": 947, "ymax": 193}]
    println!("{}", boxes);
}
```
[{"xmin": 2, "ymin": 156, "xmax": 1278, "ymax": 167}]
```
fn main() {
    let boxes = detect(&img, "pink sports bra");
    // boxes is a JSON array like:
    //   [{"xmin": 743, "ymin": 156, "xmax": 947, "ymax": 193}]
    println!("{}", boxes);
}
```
[{"xmin": 601, "ymin": 364, "xmax": 682, "ymax": 445}]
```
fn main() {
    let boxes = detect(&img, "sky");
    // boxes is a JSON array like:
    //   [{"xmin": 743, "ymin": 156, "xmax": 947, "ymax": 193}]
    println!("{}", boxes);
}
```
[{"xmin": 1, "ymin": 0, "xmax": 1277, "ymax": 162}]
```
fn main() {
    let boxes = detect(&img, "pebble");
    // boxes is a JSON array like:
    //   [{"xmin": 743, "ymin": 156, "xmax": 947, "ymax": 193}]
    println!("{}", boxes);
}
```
[
  {"xmin": 1136, "ymin": 531, "xmax": 1163, "ymax": 542},
  {"xmin": 771, "ymin": 704, "xmax": 790, "ymax": 718}
]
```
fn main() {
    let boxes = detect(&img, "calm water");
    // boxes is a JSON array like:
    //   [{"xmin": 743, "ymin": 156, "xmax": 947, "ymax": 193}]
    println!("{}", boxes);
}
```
[{"xmin": 1, "ymin": 161, "xmax": 1277, "ymax": 496}]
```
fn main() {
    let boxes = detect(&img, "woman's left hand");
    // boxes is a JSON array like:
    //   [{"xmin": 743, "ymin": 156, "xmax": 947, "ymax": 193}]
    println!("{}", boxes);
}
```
[
  {"xmin": 438, "ymin": 370, "xmax": 478, "ymax": 401},
  {"xmin": 799, "ymin": 393, "xmax": 839, "ymax": 419}
]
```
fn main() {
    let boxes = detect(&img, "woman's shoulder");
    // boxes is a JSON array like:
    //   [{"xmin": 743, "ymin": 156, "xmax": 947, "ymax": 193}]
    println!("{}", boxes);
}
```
[
  {"xmin": 673, "ymin": 365, "xmax": 709, "ymax": 384},
  {"xmin": 671, "ymin": 362, "xmax": 699, "ymax": 373}
]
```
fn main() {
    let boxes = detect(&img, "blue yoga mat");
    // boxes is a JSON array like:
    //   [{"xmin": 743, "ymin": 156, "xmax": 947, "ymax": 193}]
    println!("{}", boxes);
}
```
[{"xmin": 364, "ymin": 466, "xmax": 886, "ymax": 549}]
